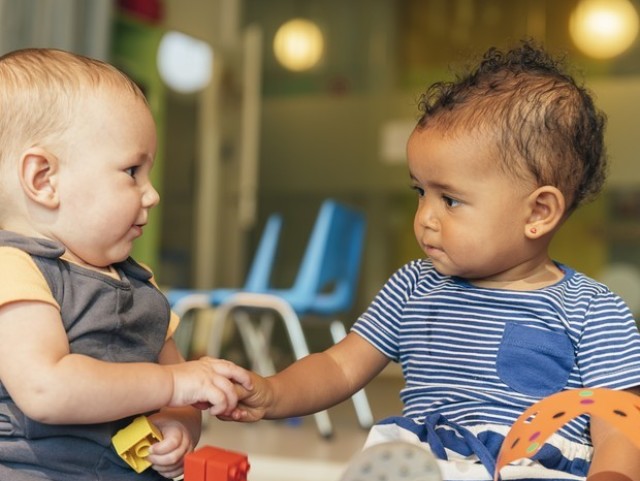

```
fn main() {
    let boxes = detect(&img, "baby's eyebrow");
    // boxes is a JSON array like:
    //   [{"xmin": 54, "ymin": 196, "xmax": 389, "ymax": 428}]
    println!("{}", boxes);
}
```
[{"xmin": 409, "ymin": 170, "xmax": 463, "ymax": 195}]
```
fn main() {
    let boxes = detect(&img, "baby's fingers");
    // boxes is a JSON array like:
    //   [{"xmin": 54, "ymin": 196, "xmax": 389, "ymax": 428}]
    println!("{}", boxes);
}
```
[
  {"xmin": 204, "ymin": 357, "xmax": 253, "ymax": 390},
  {"xmin": 218, "ymin": 405, "xmax": 264, "ymax": 423},
  {"xmin": 216, "ymin": 408, "xmax": 242, "ymax": 422},
  {"xmin": 208, "ymin": 378, "xmax": 248, "ymax": 416},
  {"xmin": 198, "ymin": 383, "xmax": 234, "ymax": 415},
  {"xmin": 234, "ymin": 380, "xmax": 253, "ymax": 399},
  {"xmin": 204, "ymin": 383, "xmax": 252, "ymax": 421},
  {"xmin": 203, "ymin": 376, "xmax": 248, "ymax": 415}
]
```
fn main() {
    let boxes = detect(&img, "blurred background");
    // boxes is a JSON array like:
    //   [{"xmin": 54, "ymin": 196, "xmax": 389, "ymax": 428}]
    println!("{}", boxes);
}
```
[
  {"xmin": 4, "ymin": 1, "xmax": 640, "ymax": 478},
  {"xmin": 161, "ymin": 0, "xmax": 640, "ymax": 326},
  {"xmin": 0, "ymin": 0, "xmax": 640, "ymax": 342},
  {"xmin": 3, "ymin": 0, "xmax": 640, "ymax": 352},
  {"xmin": 162, "ymin": 0, "xmax": 640, "ymax": 327},
  {"xmin": 5, "ymin": 0, "xmax": 640, "ymax": 316}
]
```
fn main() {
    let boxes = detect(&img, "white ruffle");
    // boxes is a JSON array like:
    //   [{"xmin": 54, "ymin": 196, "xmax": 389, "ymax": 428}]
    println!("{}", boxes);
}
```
[{"xmin": 361, "ymin": 422, "xmax": 588, "ymax": 481}]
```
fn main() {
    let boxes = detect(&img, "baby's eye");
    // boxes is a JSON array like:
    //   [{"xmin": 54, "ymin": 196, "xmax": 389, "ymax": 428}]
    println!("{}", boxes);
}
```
[
  {"xmin": 125, "ymin": 166, "xmax": 138, "ymax": 177},
  {"xmin": 443, "ymin": 195, "xmax": 460, "ymax": 207},
  {"xmin": 410, "ymin": 185, "xmax": 425, "ymax": 197}
]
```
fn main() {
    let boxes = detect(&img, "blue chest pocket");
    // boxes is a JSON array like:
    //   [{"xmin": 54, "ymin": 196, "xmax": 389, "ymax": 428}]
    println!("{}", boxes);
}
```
[{"xmin": 496, "ymin": 322, "xmax": 575, "ymax": 397}]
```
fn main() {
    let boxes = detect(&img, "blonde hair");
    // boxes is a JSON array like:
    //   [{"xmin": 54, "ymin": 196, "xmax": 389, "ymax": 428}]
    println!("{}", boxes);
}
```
[{"xmin": 0, "ymin": 48, "xmax": 146, "ymax": 167}]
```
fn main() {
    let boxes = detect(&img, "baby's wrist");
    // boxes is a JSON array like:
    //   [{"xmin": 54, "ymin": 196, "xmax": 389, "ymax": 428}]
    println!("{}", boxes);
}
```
[{"xmin": 164, "ymin": 364, "xmax": 179, "ymax": 407}]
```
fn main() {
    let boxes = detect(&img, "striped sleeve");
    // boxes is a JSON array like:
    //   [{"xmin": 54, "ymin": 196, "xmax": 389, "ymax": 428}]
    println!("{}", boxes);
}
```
[
  {"xmin": 352, "ymin": 260, "xmax": 422, "ymax": 361},
  {"xmin": 0, "ymin": 246, "xmax": 59, "ymax": 309},
  {"xmin": 576, "ymin": 289, "xmax": 640, "ymax": 389}
]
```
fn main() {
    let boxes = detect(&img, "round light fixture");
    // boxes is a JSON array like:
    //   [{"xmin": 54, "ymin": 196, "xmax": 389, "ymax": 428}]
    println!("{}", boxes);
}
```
[
  {"xmin": 273, "ymin": 18, "xmax": 324, "ymax": 71},
  {"xmin": 569, "ymin": 0, "xmax": 639, "ymax": 59},
  {"xmin": 157, "ymin": 31, "xmax": 213, "ymax": 93}
]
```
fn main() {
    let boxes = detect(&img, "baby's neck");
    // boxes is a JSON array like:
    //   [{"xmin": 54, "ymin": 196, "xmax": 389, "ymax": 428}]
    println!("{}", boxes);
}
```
[
  {"xmin": 469, "ymin": 261, "xmax": 564, "ymax": 291},
  {"xmin": 60, "ymin": 253, "xmax": 120, "ymax": 279}
]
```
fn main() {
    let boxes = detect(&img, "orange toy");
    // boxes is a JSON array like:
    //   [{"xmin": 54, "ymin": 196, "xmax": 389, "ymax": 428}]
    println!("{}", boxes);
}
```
[
  {"xmin": 184, "ymin": 445, "xmax": 250, "ymax": 481},
  {"xmin": 494, "ymin": 388, "xmax": 640, "ymax": 481}
]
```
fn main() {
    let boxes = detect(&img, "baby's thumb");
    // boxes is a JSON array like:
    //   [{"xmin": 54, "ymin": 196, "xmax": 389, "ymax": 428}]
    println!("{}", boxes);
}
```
[{"xmin": 234, "ymin": 382, "xmax": 253, "ymax": 399}]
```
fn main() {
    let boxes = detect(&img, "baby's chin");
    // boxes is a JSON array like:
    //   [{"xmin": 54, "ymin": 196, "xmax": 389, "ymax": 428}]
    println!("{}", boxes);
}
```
[
  {"xmin": 427, "ymin": 257, "xmax": 456, "ymax": 276},
  {"xmin": 429, "ymin": 261, "xmax": 479, "ymax": 281}
]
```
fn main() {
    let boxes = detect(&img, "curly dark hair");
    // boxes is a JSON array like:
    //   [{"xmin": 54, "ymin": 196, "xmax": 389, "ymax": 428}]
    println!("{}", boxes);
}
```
[{"xmin": 416, "ymin": 40, "xmax": 607, "ymax": 213}]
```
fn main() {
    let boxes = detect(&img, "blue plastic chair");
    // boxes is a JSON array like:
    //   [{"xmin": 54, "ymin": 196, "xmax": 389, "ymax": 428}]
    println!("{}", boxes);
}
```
[
  {"xmin": 207, "ymin": 199, "xmax": 373, "ymax": 438},
  {"xmin": 166, "ymin": 213, "xmax": 283, "ymax": 357}
]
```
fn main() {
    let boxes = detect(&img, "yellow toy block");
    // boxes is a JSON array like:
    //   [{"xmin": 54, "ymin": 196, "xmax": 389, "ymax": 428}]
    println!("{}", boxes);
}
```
[{"xmin": 112, "ymin": 415, "xmax": 163, "ymax": 473}]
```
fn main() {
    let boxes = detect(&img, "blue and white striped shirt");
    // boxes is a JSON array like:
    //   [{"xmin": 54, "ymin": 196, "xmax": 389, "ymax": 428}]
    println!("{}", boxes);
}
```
[{"xmin": 352, "ymin": 259, "xmax": 640, "ymax": 447}]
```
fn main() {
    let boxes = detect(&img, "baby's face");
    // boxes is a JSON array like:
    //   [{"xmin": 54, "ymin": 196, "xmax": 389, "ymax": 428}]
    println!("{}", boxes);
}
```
[
  {"xmin": 52, "ymin": 88, "xmax": 159, "ymax": 269},
  {"xmin": 407, "ymin": 125, "xmax": 537, "ymax": 283}
]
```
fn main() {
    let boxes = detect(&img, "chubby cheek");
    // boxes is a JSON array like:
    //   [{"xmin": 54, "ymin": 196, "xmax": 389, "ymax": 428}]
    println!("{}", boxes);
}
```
[
  {"xmin": 446, "ymin": 225, "xmax": 477, "ymax": 250},
  {"xmin": 439, "ymin": 226, "xmax": 476, "ymax": 264},
  {"xmin": 413, "ymin": 218, "xmax": 425, "ymax": 247}
]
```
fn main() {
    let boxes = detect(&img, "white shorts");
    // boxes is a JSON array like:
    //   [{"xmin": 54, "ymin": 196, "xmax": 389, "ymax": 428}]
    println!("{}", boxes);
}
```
[{"xmin": 345, "ymin": 422, "xmax": 585, "ymax": 481}]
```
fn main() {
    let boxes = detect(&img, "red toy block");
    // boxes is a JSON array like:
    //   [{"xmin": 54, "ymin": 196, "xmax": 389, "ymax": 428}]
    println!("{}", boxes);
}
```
[{"xmin": 184, "ymin": 445, "xmax": 250, "ymax": 481}]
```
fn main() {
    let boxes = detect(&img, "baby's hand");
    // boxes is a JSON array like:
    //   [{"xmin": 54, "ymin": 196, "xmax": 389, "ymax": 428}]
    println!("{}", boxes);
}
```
[
  {"xmin": 146, "ymin": 416, "xmax": 193, "ymax": 479},
  {"xmin": 218, "ymin": 371, "xmax": 270, "ymax": 422},
  {"xmin": 167, "ymin": 357, "xmax": 252, "ymax": 416}
]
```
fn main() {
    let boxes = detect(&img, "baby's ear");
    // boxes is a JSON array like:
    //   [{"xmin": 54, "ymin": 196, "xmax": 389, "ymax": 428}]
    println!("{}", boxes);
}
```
[
  {"xmin": 18, "ymin": 148, "xmax": 60, "ymax": 208},
  {"xmin": 525, "ymin": 186, "xmax": 565, "ymax": 239}
]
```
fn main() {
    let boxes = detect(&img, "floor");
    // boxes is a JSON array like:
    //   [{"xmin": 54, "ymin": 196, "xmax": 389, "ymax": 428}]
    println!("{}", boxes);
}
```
[{"xmin": 198, "ymin": 372, "xmax": 405, "ymax": 481}]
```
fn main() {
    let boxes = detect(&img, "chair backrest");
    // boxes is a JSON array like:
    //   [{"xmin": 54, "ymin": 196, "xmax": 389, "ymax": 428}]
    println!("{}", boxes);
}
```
[
  {"xmin": 207, "ymin": 213, "xmax": 282, "ymax": 306},
  {"xmin": 243, "ymin": 213, "xmax": 283, "ymax": 291},
  {"xmin": 290, "ymin": 199, "xmax": 366, "ymax": 315}
]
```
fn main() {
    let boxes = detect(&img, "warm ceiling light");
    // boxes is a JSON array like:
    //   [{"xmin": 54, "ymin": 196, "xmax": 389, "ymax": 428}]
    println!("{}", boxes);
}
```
[
  {"xmin": 273, "ymin": 18, "xmax": 324, "ymax": 71},
  {"xmin": 569, "ymin": 0, "xmax": 639, "ymax": 59},
  {"xmin": 157, "ymin": 31, "xmax": 213, "ymax": 93}
]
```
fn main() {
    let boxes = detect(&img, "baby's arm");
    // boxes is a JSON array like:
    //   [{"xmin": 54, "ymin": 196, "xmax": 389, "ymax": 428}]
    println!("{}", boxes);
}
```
[
  {"xmin": 587, "ymin": 388, "xmax": 640, "ymax": 481},
  {"xmin": 145, "ymin": 338, "xmax": 202, "ymax": 479},
  {"xmin": 0, "ymin": 300, "xmax": 252, "ymax": 424},
  {"xmin": 229, "ymin": 332, "xmax": 389, "ymax": 421}
]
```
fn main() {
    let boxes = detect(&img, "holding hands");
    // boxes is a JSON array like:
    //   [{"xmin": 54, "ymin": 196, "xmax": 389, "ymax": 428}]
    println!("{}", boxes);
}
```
[
  {"xmin": 167, "ymin": 357, "xmax": 253, "ymax": 417},
  {"xmin": 113, "ymin": 356, "xmax": 254, "ymax": 478},
  {"xmin": 219, "ymin": 370, "xmax": 274, "ymax": 422}
]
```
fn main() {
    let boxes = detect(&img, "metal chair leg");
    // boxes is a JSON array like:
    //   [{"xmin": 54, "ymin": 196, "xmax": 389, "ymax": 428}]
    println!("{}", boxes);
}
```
[
  {"xmin": 209, "ymin": 294, "xmax": 334, "ymax": 438},
  {"xmin": 171, "ymin": 293, "xmax": 214, "ymax": 358},
  {"xmin": 235, "ymin": 311, "xmax": 277, "ymax": 375}
]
